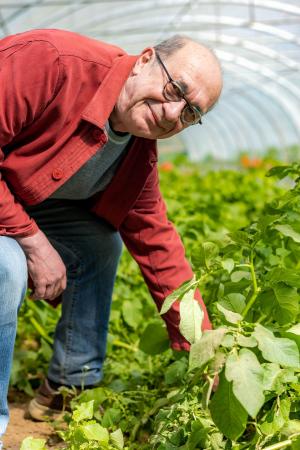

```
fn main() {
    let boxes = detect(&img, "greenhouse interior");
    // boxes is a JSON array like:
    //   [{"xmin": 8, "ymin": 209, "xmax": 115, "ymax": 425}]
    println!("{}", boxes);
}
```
[{"xmin": 0, "ymin": 1, "xmax": 300, "ymax": 450}]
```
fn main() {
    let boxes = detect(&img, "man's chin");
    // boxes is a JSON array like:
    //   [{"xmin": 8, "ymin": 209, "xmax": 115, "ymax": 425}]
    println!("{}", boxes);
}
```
[
  {"xmin": 134, "ymin": 128, "xmax": 176, "ymax": 140},
  {"xmin": 127, "ymin": 117, "xmax": 175, "ymax": 139},
  {"xmin": 128, "ymin": 122, "xmax": 160, "ymax": 139}
]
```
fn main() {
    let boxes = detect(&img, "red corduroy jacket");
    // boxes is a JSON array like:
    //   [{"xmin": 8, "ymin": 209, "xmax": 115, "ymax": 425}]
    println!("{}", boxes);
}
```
[{"xmin": 0, "ymin": 29, "xmax": 211, "ymax": 349}]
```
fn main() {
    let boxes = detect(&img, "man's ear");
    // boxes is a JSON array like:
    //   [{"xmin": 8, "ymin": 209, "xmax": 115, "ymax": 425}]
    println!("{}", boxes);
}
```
[{"xmin": 131, "ymin": 47, "xmax": 155, "ymax": 75}]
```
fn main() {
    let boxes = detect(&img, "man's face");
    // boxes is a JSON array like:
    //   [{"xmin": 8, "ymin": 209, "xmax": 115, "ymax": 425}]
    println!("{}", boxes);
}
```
[{"xmin": 110, "ymin": 44, "xmax": 222, "ymax": 139}]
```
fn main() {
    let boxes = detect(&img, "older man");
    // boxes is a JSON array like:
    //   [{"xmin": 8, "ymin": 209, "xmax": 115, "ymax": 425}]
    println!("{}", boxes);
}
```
[{"xmin": 0, "ymin": 28, "xmax": 222, "ymax": 436}]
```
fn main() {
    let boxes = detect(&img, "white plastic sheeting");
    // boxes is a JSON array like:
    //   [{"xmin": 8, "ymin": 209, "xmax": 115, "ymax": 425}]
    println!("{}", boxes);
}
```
[{"xmin": 0, "ymin": 0, "xmax": 299, "ymax": 160}]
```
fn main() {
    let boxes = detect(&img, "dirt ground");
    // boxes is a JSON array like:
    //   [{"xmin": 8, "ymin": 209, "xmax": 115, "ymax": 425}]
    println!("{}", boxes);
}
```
[{"xmin": 3, "ymin": 397, "xmax": 64, "ymax": 450}]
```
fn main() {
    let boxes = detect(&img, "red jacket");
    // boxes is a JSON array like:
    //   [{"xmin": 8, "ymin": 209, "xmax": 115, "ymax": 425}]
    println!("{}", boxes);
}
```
[{"xmin": 0, "ymin": 29, "xmax": 211, "ymax": 349}]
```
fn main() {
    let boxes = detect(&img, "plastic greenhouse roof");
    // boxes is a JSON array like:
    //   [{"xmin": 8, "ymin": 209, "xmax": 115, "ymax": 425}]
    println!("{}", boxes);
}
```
[{"xmin": 0, "ymin": 0, "xmax": 299, "ymax": 160}]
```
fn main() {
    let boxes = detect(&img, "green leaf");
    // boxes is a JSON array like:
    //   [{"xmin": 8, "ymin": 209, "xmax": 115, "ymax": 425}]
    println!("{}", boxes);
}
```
[
  {"xmin": 261, "ymin": 363, "xmax": 283, "ymax": 391},
  {"xmin": 165, "ymin": 359, "xmax": 188, "ymax": 385},
  {"xmin": 139, "ymin": 322, "xmax": 170, "ymax": 355},
  {"xmin": 260, "ymin": 398, "xmax": 291, "ymax": 435},
  {"xmin": 266, "ymin": 165, "xmax": 292, "ymax": 179},
  {"xmin": 228, "ymin": 231, "xmax": 250, "ymax": 247},
  {"xmin": 101, "ymin": 408, "xmax": 122, "ymax": 428},
  {"xmin": 160, "ymin": 277, "xmax": 196, "ymax": 315},
  {"xmin": 187, "ymin": 420, "xmax": 223, "ymax": 450},
  {"xmin": 217, "ymin": 303, "xmax": 242, "ymax": 324},
  {"xmin": 230, "ymin": 271, "xmax": 251, "ymax": 283},
  {"xmin": 288, "ymin": 324, "xmax": 300, "ymax": 335},
  {"xmin": 122, "ymin": 300, "xmax": 142, "ymax": 329},
  {"xmin": 110, "ymin": 428, "xmax": 124, "ymax": 449},
  {"xmin": 201, "ymin": 242, "xmax": 219, "ymax": 268},
  {"xmin": 259, "ymin": 284, "xmax": 299, "ymax": 325},
  {"xmin": 287, "ymin": 323, "xmax": 300, "ymax": 344},
  {"xmin": 253, "ymin": 324, "xmax": 300, "ymax": 368},
  {"xmin": 281, "ymin": 368, "xmax": 298, "ymax": 384},
  {"xmin": 292, "ymin": 436, "xmax": 300, "ymax": 450},
  {"xmin": 81, "ymin": 423, "xmax": 109, "ymax": 443},
  {"xmin": 266, "ymin": 268, "xmax": 300, "ymax": 288},
  {"xmin": 282, "ymin": 420, "xmax": 300, "ymax": 437},
  {"xmin": 225, "ymin": 349, "xmax": 265, "ymax": 418},
  {"xmin": 230, "ymin": 270, "xmax": 251, "ymax": 283},
  {"xmin": 73, "ymin": 400, "xmax": 94, "ymax": 422},
  {"xmin": 179, "ymin": 290, "xmax": 204, "ymax": 344},
  {"xmin": 221, "ymin": 258, "xmax": 235, "ymax": 273},
  {"xmin": 209, "ymin": 371, "xmax": 248, "ymax": 440},
  {"xmin": 219, "ymin": 293, "xmax": 246, "ymax": 314},
  {"xmin": 185, "ymin": 420, "xmax": 208, "ymax": 449},
  {"xmin": 20, "ymin": 437, "xmax": 47, "ymax": 450},
  {"xmin": 224, "ymin": 279, "xmax": 252, "ymax": 295},
  {"xmin": 274, "ymin": 224, "xmax": 300, "ymax": 242},
  {"xmin": 285, "ymin": 324, "xmax": 300, "ymax": 351},
  {"xmin": 236, "ymin": 335, "xmax": 257, "ymax": 348},
  {"xmin": 221, "ymin": 334, "xmax": 235, "ymax": 348},
  {"xmin": 209, "ymin": 350, "xmax": 226, "ymax": 373},
  {"xmin": 257, "ymin": 214, "xmax": 277, "ymax": 233},
  {"xmin": 75, "ymin": 387, "xmax": 107, "ymax": 412},
  {"xmin": 192, "ymin": 242, "xmax": 219, "ymax": 270},
  {"xmin": 189, "ymin": 328, "xmax": 227, "ymax": 370}
]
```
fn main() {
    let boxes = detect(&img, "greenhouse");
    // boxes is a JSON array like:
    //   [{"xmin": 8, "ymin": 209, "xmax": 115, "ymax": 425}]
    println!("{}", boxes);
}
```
[{"xmin": 0, "ymin": 1, "xmax": 299, "ymax": 449}]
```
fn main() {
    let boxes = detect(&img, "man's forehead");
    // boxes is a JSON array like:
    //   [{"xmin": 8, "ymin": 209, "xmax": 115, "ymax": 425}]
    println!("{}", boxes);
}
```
[{"xmin": 166, "ymin": 51, "xmax": 205, "ymax": 82}]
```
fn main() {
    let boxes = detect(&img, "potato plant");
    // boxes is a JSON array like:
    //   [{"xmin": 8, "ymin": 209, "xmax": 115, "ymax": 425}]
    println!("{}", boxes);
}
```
[
  {"xmin": 17, "ymin": 158, "xmax": 300, "ymax": 449},
  {"xmin": 156, "ymin": 162, "xmax": 300, "ymax": 449}
]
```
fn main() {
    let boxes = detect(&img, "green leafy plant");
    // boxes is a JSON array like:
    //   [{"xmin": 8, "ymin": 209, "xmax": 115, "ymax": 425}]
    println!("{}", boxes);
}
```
[{"xmin": 17, "ymin": 159, "xmax": 300, "ymax": 449}]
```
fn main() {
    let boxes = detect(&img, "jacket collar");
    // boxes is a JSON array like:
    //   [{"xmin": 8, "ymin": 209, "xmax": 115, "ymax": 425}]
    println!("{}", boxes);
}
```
[{"xmin": 81, "ymin": 54, "xmax": 138, "ymax": 129}]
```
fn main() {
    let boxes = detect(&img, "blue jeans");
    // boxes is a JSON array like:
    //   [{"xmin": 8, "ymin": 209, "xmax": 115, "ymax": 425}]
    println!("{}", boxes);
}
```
[{"xmin": 0, "ymin": 199, "xmax": 122, "ymax": 440}]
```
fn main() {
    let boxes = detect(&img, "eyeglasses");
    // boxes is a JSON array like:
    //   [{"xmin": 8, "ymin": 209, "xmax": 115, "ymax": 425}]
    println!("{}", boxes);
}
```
[{"xmin": 156, "ymin": 52, "xmax": 202, "ymax": 126}]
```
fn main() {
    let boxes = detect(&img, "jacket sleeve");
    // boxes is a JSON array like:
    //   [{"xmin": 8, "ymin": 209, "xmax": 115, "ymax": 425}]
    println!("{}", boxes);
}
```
[
  {"xmin": 120, "ymin": 163, "xmax": 212, "ymax": 351},
  {"xmin": 0, "ymin": 40, "xmax": 60, "ymax": 237}
]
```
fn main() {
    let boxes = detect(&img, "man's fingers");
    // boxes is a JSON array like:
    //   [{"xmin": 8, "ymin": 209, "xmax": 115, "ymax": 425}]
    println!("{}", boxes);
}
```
[
  {"xmin": 44, "ymin": 280, "xmax": 65, "ymax": 301},
  {"xmin": 29, "ymin": 270, "xmax": 67, "ymax": 301},
  {"xmin": 31, "ymin": 279, "xmax": 65, "ymax": 301},
  {"xmin": 51, "ymin": 280, "xmax": 66, "ymax": 300},
  {"xmin": 31, "ymin": 285, "xmax": 47, "ymax": 300}
]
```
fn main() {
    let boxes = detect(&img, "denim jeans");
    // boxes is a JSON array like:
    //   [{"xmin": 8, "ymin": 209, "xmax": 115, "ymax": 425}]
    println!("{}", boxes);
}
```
[{"xmin": 0, "ymin": 199, "xmax": 122, "ymax": 440}]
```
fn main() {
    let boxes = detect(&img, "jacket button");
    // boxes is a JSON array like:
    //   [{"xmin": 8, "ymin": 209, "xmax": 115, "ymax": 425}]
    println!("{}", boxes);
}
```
[
  {"xmin": 52, "ymin": 168, "xmax": 64, "ymax": 180},
  {"xmin": 92, "ymin": 128, "xmax": 103, "ymax": 142}
]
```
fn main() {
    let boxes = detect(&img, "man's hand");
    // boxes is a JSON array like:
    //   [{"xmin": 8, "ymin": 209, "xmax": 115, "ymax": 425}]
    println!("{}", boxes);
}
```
[{"xmin": 16, "ymin": 230, "xmax": 67, "ymax": 301}]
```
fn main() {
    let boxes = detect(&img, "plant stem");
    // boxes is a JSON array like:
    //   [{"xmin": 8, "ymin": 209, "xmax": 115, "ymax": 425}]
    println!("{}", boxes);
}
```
[
  {"xmin": 112, "ymin": 339, "xmax": 138, "ymax": 352},
  {"xmin": 262, "ymin": 439, "xmax": 292, "ymax": 450},
  {"xmin": 242, "ymin": 250, "xmax": 260, "ymax": 318},
  {"xmin": 256, "ymin": 313, "xmax": 267, "ymax": 324},
  {"xmin": 29, "ymin": 317, "xmax": 53, "ymax": 345},
  {"xmin": 204, "ymin": 375, "xmax": 215, "ymax": 408},
  {"xmin": 186, "ymin": 279, "xmax": 200, "ymax": 291}
]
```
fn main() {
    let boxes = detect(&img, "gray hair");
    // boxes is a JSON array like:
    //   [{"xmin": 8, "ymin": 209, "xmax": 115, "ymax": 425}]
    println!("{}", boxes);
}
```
[
  {"xmin": 153, "ymin": 35, "xmax": 191, "ymax": 59},
  {"xmin": 153, "ymin": 35, "xmax": 220, "ymax": 68}
]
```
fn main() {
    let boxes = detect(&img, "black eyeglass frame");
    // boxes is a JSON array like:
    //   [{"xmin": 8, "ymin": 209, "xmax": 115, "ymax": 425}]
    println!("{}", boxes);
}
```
[{"xmin": 156, "ymin": 52, "xmax": 203, "ymax": 125}]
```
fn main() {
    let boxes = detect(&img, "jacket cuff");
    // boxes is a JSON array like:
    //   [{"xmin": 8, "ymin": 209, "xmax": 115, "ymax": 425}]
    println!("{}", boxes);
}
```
[{"xmin": 0, "ymin": 218, "xmax": 39, "ymax": 237}]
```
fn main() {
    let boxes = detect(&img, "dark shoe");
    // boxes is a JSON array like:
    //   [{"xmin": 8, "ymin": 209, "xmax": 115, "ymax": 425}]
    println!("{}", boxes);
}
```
[{"xmin": 27, "ymin": 378, "xmax": 77, "ymax": 421}]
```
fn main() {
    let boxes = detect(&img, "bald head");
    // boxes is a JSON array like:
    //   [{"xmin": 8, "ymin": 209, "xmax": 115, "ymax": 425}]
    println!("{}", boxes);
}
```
[
  {"xmin": 110, "ymin": 35, "xmax": 223, "ymax": 139},
  {"xmin": 154, "ymin": 35, "xmax": 223, "ymax": 111}
]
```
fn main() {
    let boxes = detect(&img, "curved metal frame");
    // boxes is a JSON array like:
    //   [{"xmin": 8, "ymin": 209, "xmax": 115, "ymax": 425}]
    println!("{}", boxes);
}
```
[
  {"xmin": 238, "ymin": 91, "xmax": 287, "ymax": 149},
  {"xmin": 0, "ymin": 0, "xmax": 299, "ymax": 159},
  {"xmin": 219, "ymin": 54, "xmax": 300, "ymax": 137}
]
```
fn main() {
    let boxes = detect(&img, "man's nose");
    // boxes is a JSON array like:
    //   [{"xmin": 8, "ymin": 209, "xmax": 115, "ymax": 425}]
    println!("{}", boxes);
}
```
[{"xmin": 163, "ymin": 100, "xmax": 185, "ymax": 123}]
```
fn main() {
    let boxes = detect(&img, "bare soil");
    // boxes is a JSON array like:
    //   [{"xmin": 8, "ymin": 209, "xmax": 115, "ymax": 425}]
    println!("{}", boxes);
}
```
[{"xmin": 3, "ymin": 395, "xmax": 65, "ymax": 450}]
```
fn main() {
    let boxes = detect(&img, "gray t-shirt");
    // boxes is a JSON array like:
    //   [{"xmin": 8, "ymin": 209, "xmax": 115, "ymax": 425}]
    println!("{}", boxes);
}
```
[{"xmin": 51, "ymin": 123, "xmax": 131, "ymax": 200}]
